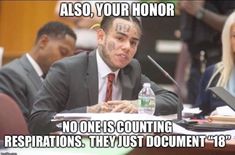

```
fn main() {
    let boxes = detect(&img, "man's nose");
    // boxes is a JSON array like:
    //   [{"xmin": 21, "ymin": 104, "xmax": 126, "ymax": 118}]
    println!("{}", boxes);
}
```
[{"xmin": 122, "ymin": 41, "xmax": 131, "ymax": 51}]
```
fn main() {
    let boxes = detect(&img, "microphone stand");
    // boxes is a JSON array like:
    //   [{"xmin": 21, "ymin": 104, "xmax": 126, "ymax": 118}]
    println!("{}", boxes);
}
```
[{"xmin": 147, "ymin": 55, "xmax": 188, "ymax": 126}]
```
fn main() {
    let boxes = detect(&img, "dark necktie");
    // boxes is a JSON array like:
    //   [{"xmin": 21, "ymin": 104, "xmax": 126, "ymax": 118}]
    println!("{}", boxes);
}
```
[
  {"xmin": 41, "ymin": 74, "xmax": 46, "ymax": 79},
  {"xmin": 105, "ymin": 73, "xmax": 115, "ymax": 102}
]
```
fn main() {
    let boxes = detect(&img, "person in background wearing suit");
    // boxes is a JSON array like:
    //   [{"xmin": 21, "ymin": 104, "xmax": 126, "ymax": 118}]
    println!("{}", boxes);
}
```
[
  {"xmin": 29, "ymin": 16, "xmax": 179, "ymax": 134},
  {"xmin": 196, "ymin": 11, "xmax": 235, "ymax": 117},
  {"xmin": 0, "ymin": 21, "xmax": 76, "ymax": 121}
]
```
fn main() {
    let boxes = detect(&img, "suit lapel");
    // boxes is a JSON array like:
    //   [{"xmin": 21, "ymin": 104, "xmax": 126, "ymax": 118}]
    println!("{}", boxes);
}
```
[
  {"xmin": 19, "ymin": 55, "xmax": 42, "ymax": 89},
  {"xmin": 119, "ymin": 69, "xmax": 133, "ymax": 100},
  {"xmin": 85, "ymin": 51, "xmax": 134, "ymax": 103},
  {"xmin": 86, "ymin": 51, "xmax": 98, "ymax": 105}
]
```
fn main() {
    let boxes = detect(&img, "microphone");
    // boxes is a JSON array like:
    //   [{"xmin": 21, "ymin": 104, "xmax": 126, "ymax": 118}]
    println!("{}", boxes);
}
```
[{"xmin": 147, "ymin": 55, "xmax": 184, "ymax": 122}]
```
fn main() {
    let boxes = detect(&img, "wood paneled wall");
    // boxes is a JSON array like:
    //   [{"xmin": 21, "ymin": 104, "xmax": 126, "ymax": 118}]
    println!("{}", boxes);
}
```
[{"xmin": 0, "ymin": 1, "xmax": 61, "ymax": 64}]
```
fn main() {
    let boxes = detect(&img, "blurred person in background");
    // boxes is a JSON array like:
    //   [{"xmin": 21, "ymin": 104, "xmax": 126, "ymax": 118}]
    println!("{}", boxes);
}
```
[
  {"xmin": 174, "ymin": 0, "xmax": 235, "ymax": 105},
  {"xmin": 196, "ymin": 11, "xmax": 235, "ymax": 117},
  {"xmin": 0, "ymin": 21, "xmax": 76, "ymax": 121},
  {"xmin": 56, "ymin": 0, "xmax": 103, "ymax": 53}
]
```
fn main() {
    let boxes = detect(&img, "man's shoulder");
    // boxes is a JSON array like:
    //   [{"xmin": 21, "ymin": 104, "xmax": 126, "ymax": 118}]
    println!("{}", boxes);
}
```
[
  {"xmin": 1, "ymin": 56, "xmax": 26, "ymax": 75},
  {"xmin": 125, "ymin": 58, "xmax": 140, "ymax": 69},
  {"xmin": 58, "ymin": 51, "xmax": 91, "ymax": 65},
  {"xmin": 121, "ymin": 58, "xmax": 141, "ymax": 76},
  {"xmin": 50, "ymin": 51, "xmax": 95, "ymax": 74},
  {"xmin": 3, "ymin": 58, "xmax": 20, "ymax": 68},
  {"xmin": 0, "ymin": 57, "xmax": 28, "ymax": 88}
]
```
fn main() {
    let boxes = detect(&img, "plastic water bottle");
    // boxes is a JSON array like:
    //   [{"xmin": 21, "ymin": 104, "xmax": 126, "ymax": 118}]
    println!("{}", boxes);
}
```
[{"xmin": 138, "ymin": 83, "xmax": 156, "ymax": 115}]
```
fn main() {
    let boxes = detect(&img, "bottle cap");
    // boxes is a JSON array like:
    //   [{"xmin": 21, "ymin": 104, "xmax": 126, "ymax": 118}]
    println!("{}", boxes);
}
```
[{"xmin": 143, "ymin": 83, "xmax": 151, "ymax": 87}]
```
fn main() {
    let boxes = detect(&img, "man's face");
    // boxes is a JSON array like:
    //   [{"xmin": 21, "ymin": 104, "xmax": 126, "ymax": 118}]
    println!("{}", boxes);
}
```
[
  {"xmin": 42, "ymin": 34, "xmax": 76, "ymax": 73},
  {"xmin": 98, "ymin": 18, "xmax": 141, "ymax": 70}
]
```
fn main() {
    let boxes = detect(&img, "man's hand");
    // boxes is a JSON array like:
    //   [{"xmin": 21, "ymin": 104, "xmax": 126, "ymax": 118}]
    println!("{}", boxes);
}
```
[
  {"xmin": 179, "ymin": 0, "xmax": 205, "ymax": 16},
  {"xmin": 87, "ymin": 103, "xmax": 111, "ymax": 113},
  {"xmin": 107, "ymin": 100, "xmax": 138, "ymax": 113}
]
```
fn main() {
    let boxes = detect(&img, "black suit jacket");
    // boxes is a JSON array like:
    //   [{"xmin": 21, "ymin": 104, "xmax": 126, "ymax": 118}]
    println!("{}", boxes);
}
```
[{"xmin": 30, "ymin": 51, "xmax": 178, "ymax": 134}]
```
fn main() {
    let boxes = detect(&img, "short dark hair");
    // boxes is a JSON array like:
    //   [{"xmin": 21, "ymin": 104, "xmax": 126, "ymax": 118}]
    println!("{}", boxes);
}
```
[
  {"xmin": 36, "ymin": 21, "xmax": 76, "ymax": 42},
  {"xmin": 101, "ymin": 16, "xmax": 142, "ymax": 33}
]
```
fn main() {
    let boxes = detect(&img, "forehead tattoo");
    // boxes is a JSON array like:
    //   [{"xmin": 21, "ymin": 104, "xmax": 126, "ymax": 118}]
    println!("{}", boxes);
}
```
[{"xmin": 115, "ymin": 23, "xmax": 131, "ymax": 33}]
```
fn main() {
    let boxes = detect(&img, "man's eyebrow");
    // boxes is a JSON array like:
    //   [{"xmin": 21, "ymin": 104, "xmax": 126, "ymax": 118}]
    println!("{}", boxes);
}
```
[{"xmin": 116, "ymin": 32, "xmax": 140, "ymax": 41}]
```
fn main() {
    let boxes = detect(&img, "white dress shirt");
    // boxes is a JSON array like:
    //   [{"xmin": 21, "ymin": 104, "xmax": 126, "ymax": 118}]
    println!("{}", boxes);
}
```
[
  {"xmin": 26, "ymin": 53, "xmax": 44, "ymax": 81},
  {"xmin": 96, "ymin": 50, "xmax": 122, "ymax": 102}
]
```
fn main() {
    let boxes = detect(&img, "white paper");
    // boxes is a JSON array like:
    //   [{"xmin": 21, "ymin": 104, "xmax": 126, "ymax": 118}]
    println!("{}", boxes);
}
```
[
  {"xmin": 182, "ymin": 107, "xmax": 201, "ymax": 114},
  {"xmin": 211, "ymin": 106, "xmax": 235, "ymax": 116}
]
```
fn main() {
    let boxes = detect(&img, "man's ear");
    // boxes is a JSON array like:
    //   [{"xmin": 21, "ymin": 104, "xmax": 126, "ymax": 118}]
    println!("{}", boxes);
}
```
[
  {"xmin": 97, "ymin": 29, "xmax": 105, "ymax": 45},
  {"xmin": 37, "ymin": 34, "xmax": 49, "ymax": 49}
]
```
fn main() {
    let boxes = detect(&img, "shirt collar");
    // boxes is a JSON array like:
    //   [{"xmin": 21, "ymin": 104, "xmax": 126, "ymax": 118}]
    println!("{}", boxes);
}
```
[
  {"xmin": 26, "ymin": 53, "xmax": 44, "ymax": 77},
  {"xmin": 96, "ymin": 49, "xmax": 119, "ymax": 82}
]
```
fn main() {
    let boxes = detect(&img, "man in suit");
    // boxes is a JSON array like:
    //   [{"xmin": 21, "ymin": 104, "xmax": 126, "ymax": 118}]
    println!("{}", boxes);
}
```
[
  {"xmin": 30, "ymin": 16, "xmax": 178, "ymax": 134},
  {"xmin": 0, "ymin": 21, "xmax": 76, "ymax": 121}
]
